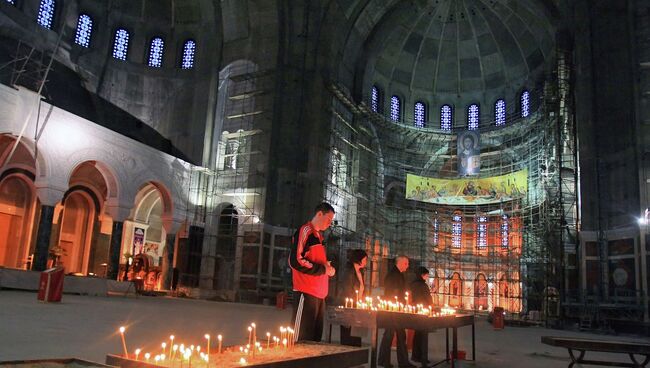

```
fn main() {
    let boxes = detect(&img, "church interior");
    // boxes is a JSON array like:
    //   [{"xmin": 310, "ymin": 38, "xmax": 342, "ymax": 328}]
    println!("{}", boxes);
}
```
[{"xmin": 0, "ymin": 0, "xmax": 649, "ymax": 365}]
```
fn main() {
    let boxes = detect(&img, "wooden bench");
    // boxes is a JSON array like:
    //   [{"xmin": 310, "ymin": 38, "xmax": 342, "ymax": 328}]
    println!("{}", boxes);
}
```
[{"xmin": 541, "ymin": 336, "xmax": 650, "ymax": 367}]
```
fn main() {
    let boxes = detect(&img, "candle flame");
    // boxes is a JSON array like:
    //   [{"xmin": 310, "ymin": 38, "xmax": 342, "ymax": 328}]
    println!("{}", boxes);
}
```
[
  {"xmin": 205, "ymin": 334, "xmax": 210, "ymax": 339},
  {"xmin": 119, "ymin": 326, "xmax": 125, "ymax": 333}
]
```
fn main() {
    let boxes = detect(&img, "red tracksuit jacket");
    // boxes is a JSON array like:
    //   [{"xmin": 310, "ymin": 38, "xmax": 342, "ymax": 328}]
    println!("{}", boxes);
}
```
[{"xmin": 288, "ymin": 222, "xmax": 329, "ymax": 299}]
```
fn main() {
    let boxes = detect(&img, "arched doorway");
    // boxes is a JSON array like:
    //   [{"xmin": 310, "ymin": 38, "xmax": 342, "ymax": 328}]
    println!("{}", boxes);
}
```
[
  {"xmin": 474, "ymin": 273, "xmax": 488, "ymax": 310},
  {"xmin": 123, "ymin": 183, "xmax": 172, "ymax": 290},
  {"xmin": 0, "ymin": 175, "xmax": 35, "ymax": 268},
  {"xmin": 449, "ymin": 272, "xmax": 463, "ymax": 308},
  {"xmin": 214, "ymin": 204, "xmax": 238, "ymax": 290},
  {"xmin": 57, "ymin": 191, "xmax": 95, "ymax": 273}
]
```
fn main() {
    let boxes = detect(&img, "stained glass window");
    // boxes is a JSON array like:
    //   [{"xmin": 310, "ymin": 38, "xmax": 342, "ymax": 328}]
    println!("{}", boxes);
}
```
[
  {"xmin": 501, "ymin": 215, "xmax": 509, "ymax": 248},
  {"xmin": 74, "ymin": 14, "xmax": 93, "ymax": 48},
  {"xmin": 148, "ymin": 37, "xmax": 164, "ymax": 68},
  {"xmin": 441, "ymin": 104, "xmax": 452, "ymax": 131},
  {"xmin": 495, "ymin": 99, "xmax": 506, "ymax": 126},
  {"xmin": 414, "ymin": 102, "xmax": 426, "ymax": 128},
  {"xmin": 371, "ymin": 86, "xmax": 380, "ymax": 113},
  {"xmin": 37, "ymin": 0, "xmax": 55, "ymax": 29},
  {"xmin": 112, "ymin": 28, "xmax": 130, "ymax": 61},
  {"xmin": 181, "ymin": 40, "xmax": 196, "ymax": 69},
  {"xmin": 468, "ymin": 104, "xmax": 479, "ymax": 130},
  {"xmin": 477, "ymin": 216, "xmax": 487, "ymax": 249},
  {"xmin": 521, "ymin": 90, "xmax": 530, "ymax": 118},
  {"xmin": 452, "ymin": 214, "xmax": 462, "ymax": 248},
  {"xmin": 390, "ymin": 95, "xmax": 401, "ymax": 122}
]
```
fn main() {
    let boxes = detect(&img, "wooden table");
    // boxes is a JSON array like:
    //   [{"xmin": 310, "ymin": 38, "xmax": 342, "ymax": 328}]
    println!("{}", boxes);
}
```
[
  {"xmin": 326, "ymin": 307, "xmax": 475, "ymax": 368},
  {"xmin": 541, "ymin": 336, "xmax": 650, "ymax": 367}
]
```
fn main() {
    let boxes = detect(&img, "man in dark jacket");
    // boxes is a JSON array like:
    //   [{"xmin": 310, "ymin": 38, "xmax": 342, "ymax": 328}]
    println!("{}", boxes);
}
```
[
  {"xmin": 377, "ymin": 256, "xmax": 415, "ymax": 368},
  {"xmin": 410, "ymin": 267, "xmax": 432, "ymax": 367}
]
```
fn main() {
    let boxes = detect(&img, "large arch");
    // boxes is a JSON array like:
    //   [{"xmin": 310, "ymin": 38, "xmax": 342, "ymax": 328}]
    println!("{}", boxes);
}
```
[{"xmin": 0, "ymin": 134, "xmax": 38, "ymax": 270}]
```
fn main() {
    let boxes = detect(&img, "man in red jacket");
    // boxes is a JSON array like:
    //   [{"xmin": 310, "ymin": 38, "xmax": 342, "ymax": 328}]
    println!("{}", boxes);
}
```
[{"xmin": 290, "ymin": 202, "xmax": 336, "ymax": 342}]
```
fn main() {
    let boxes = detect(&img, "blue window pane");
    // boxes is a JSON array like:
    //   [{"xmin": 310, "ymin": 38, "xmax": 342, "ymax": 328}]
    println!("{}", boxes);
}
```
[
  {"xmin": 495, "ymin": 99, "xmax": 506, "ymax": 126},
  {"xmin": 501, "ymin": 215, "xmax": 509, "ymax": 248},
  {"xmin": 390, "ymin": 95, "xmax": 401, "ymax": 122},
  {"xmin": 521, "ymin": 90, "xmax": 530, "ymax": 118},
  {"xmin": 37, "ymin": 0, "xmax": 55, "ymax": 29},
  {"xmin": 371, "ymin": 86, "xmax": 379, "ymax": 113},
  {"xmin": 414, "ymin": 102, "xmax": 426, "ymax": 128},
  {"xmin": 148, "ymin": 37, "xmax": 164, "ymax": 68},
  {"xmin": 468, "ymin": 104, "xmax": 479, "ymax": 130},
  {"xmin": 112, "ymin": 28, "xmax": 130, "ymax": 61},
  {"xmin": 74, "ymin": 14, "xmax": 93, "ymax": 48},
  {"xmin": 181, "ymin": 40, "xmax": 196, "ymax": 69},
  {"xmin": 477, "ymin": 216, "xmax": 487, "ymax": 249},
  {"xmin": 452, "ymin": 214, "xmax": 462, "ymax": 248},
  {"xmin": 441, "ymin": 105, "xmax": 452, "ymax": 131}
]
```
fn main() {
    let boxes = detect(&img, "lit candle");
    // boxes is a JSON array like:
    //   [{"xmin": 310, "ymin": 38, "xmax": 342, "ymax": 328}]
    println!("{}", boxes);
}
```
[
  {"xmin": 405, "ymin": 291, "xmax": 409, "ymax": 306},
  {"xmin": 135, "ymin": 348, "xmax": 141, "ymax": 361},
  {"xmin": 266, "ymin": 332, "xmax": 271, "ymax": 348},
  {"xmin": 162, "ymin": 342, "xmax": 167, "ymax": 357},
  {"xmin": 218, "ymin": 335, "xmax": 223, "ymax": 354},
  {"xmin": 172, "ymin": 344, "xmax": 178, "ymax": 360},
  {"xmin": 161, "ymin": 354, "xmax": 166, "ymax": 361},
  {"xmin": 282, "ymin": 338, "xmax": 287, "ymax": 349},
  {"xmin": 170, "ymin": 335, "xmax": 175, "ymax": 356},
  {"xmin": 144, "ymin": 353, "xmax": 151, "ymax": 363},
  {"xmin": 204, "ymin": 334, "xmax": 210, "ymax": 365},
  {"xmin": 251, "ymin": 323, "xmax": 256, "ymax": 352},
  {"xmin": 248, "ymin": 326, "xmax": 252, "ymax": 346},
  {"xmin": 240, "ymin": 357, "xmax": 247, "ymax": 365},
  {"xmin": 355, "ymin": 290, "xmax": 359, "ymax": 304},
  {"xmin": 155, "ymin": 355, "xmax": 160, "ymax": 364},
  {"xmin": 118, "ymin": 326, "xmax": 128, "ymax": 358}
]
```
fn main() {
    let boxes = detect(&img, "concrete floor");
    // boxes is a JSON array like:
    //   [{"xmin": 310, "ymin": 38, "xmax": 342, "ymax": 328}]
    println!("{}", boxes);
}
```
[{"xmin": 0, "ymin": 290, "xmax": 648, "ymax": 367}]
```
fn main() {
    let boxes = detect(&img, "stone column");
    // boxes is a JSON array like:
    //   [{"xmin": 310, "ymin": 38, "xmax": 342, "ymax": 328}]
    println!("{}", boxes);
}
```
[
  {"xmin": 162, "ymin": 232, "xmax": 176, "ymax": 290},
  {"xmin": 107, "ymin": 221, "xmax": 124, "ymax": 280},
  {"xmin": 33, "ymin": 205, "xmax": 55, "ymax": 271}
]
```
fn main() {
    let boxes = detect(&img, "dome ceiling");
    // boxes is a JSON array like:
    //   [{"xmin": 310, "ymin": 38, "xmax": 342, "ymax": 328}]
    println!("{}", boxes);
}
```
[{"xmin": 364, "ymin": 0, "xmax": 556, "ymax": 106}]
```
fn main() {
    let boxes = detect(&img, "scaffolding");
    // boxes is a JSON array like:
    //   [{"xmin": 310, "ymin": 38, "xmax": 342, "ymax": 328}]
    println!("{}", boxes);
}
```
[{"xmin": 323, "ymin": 63, "xmax": 571, "ymax": 321}]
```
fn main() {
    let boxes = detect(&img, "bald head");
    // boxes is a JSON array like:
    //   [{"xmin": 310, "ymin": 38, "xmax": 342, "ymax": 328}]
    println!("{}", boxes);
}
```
[{"xmin": 395, "ymin": 256, "xmax": 409, "ymax": 273}]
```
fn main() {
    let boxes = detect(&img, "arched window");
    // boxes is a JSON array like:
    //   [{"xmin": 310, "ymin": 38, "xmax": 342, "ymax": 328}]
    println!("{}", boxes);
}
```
[
  {"xmin": 501, "ymin": 214, "xmax": 509, "ymax": 248},
  {"xmin": 37, "ymin": 0, "xmax": 55, "ymax": 29},
  {"xmin": 74, "ymin": 14, "xmax": 93, "ymax": 48},
  {"xmin": 476, "ymin": 216, "xmax": 487, "ymax": 249},
  {"xmin": 371, "ymin": 85, "xmax": 380, "ymax": 113},
  {"xmin": 148, "ymin": 37, "xmax": 165, "ymax": 68},
  {"xmin": 390, "ymin": 95, "xmax": 401, "ymax": 122},
  {"xmin": 181, "ymin": 40, "xmax": 196, "ymax": 69},
  {"xmin": 521, "ymin": 90, "xmax": 530, "ymax": 118},
  {"xmin": 452, "ymin": 213, "xmax": 462, "ymax": 248},
  {"xmin": 468, "ymin": 104, "xmax": 479, "ymax": 130},
  {"xmin": 441, "ymin": 104, "xmax": 453, "ymax": 131},
  {"xmin": 495, "ymin": 99, "xmax": 506, "ymax": 126},
  {"xmin": 414, "ymin": 102, "xmax": 426, "ymax": 128},
  {"xmin": 112, "ymin": 28, "xmax": 130, "ymax": 61}
]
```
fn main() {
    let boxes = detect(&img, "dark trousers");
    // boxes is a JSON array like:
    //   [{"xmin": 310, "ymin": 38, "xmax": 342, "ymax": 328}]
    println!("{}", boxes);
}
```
[
  {"xmin": 378, "ymin": 328, "xmax": 410, "ymax": 367},
  {"xmin": 412, "ymin": 330, "xmax": 429, "ymax": 365},
  {"xmin": 292, "ymin": 291, "xmax": 325, "ymax": 342},
  {"xmin": 340, "ymin": 325, "xmax": 362, "ymax": 346}
]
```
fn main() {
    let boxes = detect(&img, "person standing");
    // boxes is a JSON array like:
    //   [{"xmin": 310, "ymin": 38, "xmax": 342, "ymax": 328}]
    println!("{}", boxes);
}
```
[
  {"xmin": 378, "ymin": 256, "xmax": 415, "ymax": 368},
  {"xmin": 410, "ymin": 267, "xmax": 432, "ymax": 367},
  {"xmin": 289, "ymin": 203, "xmax": 336, "ymax": 342},
  {"xmin": 338, "ymin": 249, "xmax": 368, "ymax": 346}
]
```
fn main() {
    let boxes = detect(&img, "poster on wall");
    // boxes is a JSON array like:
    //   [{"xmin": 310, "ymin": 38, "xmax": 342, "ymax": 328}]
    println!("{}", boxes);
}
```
[
  {"xmin": 133, "ymin": 227, "xmax": 145, "ymax": 255},
  {"xmin": 457, "ymin": 130, "xmax": 480, "ymax": 176},
  {"xmin": 405, "ymin": 169, "xmax": 528, "ymax": 205},
  {"xmin": 144, "ymin": 242, "xmax": 161, "ymax": 265}
]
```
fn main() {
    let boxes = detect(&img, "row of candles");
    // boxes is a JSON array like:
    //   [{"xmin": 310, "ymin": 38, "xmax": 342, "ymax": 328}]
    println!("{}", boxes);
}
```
[
  {"xmin": 117, "ymin": 323, "xmax": 297, "ymax": 367},
  {"xmin": 342, "ymin": 291, "xmax": 457, "ymax": 317}
]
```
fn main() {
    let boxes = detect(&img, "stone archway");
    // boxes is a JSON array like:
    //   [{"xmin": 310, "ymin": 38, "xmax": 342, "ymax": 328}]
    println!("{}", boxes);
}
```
[
  {"xmin": 474, "ymin": 273, "xmax": 488, "ymax": 311},
  {"xmin": 0, "ymin": 175, "xmax": 36, "ymax": 269},
  {"xmin": 57, "ymin": 190, "xmax": 95, "ymax": 274},
  {"xmin": 449, "ymin": 272, "xmax": 463, "ymax": 308}
]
